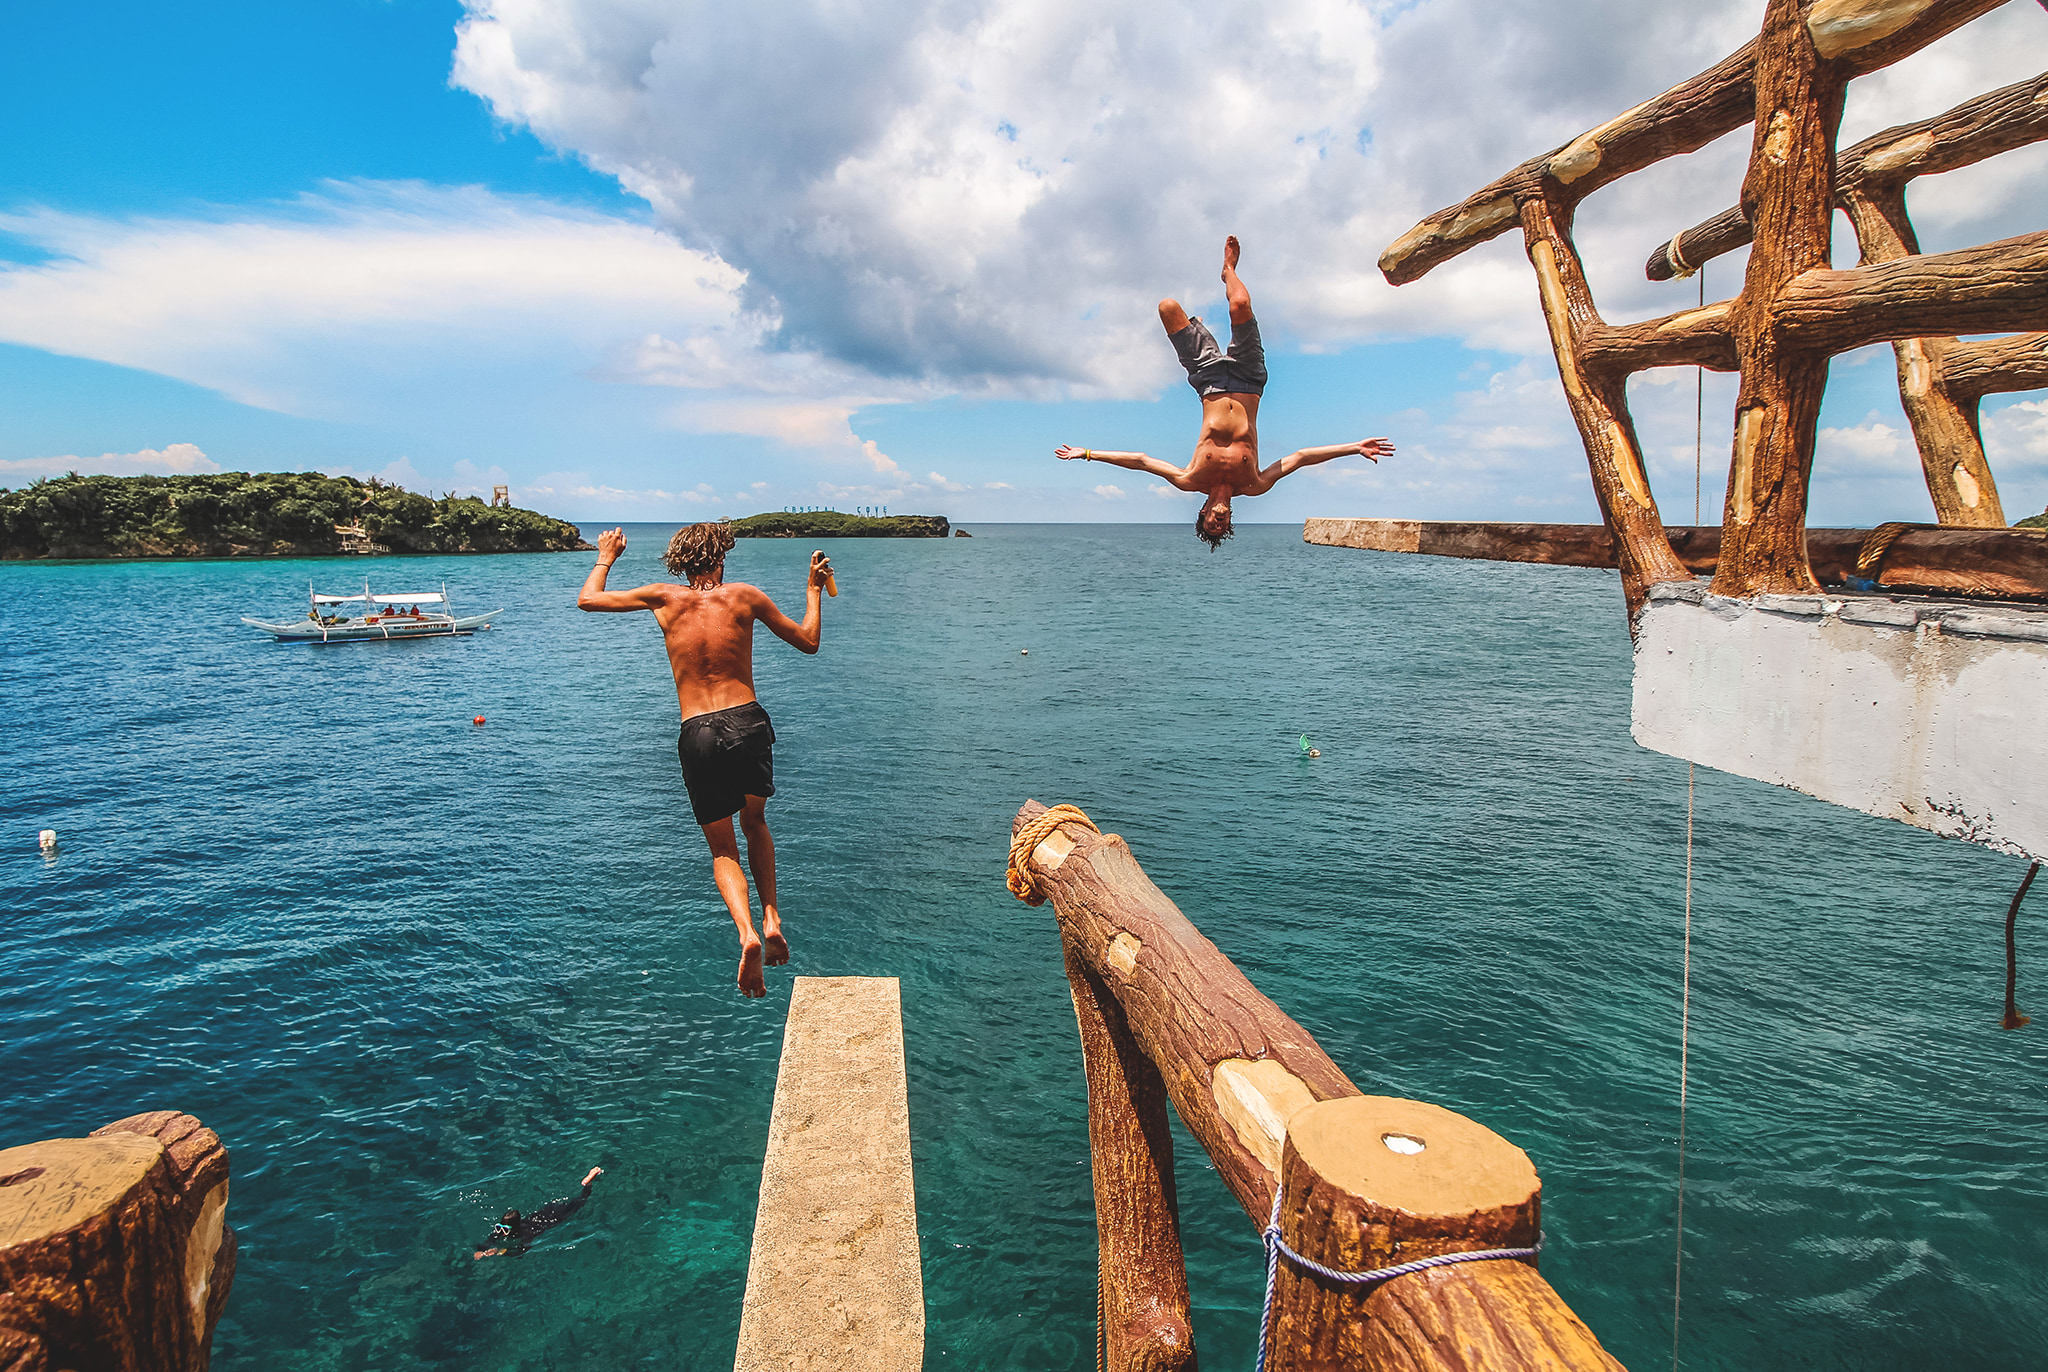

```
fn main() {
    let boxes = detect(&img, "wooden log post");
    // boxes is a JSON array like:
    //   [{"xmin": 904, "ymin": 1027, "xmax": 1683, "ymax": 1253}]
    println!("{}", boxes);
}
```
[
  {"xmin": 1712, "ymin": 0, "xmax": 1847, "ymax": 599},
  {"xmin": 1518, "ymin": 194, "xmax": 1695, "ymax": 621},
  {"xmin": 1065, "ymin": 943, "xmax": 1197, "ymax": 1371},
  {"xmin": 0, "ymin": 1113, "xmax": 236, "ymax": 1372},
  {"xmin": 1840, "ymin": 178, "xmax": 2008, "ymax": 526},
  {"xmin": 1014, "ymin": 802, "xmax": 1620, "ymax": 1371}
]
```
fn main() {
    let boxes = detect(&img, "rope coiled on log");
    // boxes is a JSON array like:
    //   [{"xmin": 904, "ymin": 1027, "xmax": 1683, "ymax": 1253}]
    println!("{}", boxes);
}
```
[
  {"xmin": 1854, "ymin": 521, "xmax": 1936, "ymax": 582},
  {"xmin": 1665, "ymin": 230, "xmax": 1698, "ymax": 281},
  {"xmin": 1006, "ymin": 804, "xmax": 1112, "ymax": 905}
]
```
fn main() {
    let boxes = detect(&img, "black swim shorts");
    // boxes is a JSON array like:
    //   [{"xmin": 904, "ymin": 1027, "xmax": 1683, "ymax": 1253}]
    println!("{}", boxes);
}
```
[
  {"xmin": 677, "ymin": 701, "xmax": 776, "ymax": 826},
  {"xmin": 1170, "ymin": 311, "xmax": 1267, "ymax": 398}
]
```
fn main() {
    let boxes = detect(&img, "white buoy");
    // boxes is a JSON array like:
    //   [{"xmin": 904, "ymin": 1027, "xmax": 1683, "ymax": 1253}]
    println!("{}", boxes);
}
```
[
  {"xmin": 1020, "ymin": 649, "xmax": 1029, "ymax": 655},
  {"xmin": 38, "ymin": 829, "xmax": 57, "ymax": 852}
]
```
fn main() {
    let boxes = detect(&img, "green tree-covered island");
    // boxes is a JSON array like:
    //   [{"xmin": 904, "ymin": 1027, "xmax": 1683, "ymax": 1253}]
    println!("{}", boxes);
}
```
[
  {"xmin": 0, "ymin": 472, "xmax": 591, "ymax": 559},
  {"xmin": 728, "ymin": 511, "xmax": 954, "ymax": 538}
]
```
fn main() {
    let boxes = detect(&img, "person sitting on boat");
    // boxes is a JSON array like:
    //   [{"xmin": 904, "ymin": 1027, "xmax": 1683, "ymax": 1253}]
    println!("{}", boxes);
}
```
[
  {"xmin": 576, "ymin": 524, "xmax": 831, "ymax": 999},
  {"xmin": 473, "ymin": 1166, "xmax": 603, "ymax": 1259},
  {"xmin": 1055, "ymin": 236, "xmax": 1393, "ymax": 549}
]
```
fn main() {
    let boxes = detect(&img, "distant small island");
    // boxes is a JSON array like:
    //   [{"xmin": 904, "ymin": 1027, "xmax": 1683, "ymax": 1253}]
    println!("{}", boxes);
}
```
[
  {"xmin": 729, "ymin": 511, "xmax": 951, "ymax": 538},
  {"xmin": 0, "ymin": 472, "xmax": 592, "ymax": 559}
]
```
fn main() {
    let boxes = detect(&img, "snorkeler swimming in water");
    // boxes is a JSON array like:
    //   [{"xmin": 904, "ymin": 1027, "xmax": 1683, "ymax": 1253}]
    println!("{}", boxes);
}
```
[
  {"xmin": 474, "ymin": 1166, "xmax": 604, "ymax": 1259},
  {"xmin": 1055, "ymin": 236, "xmax": 1394, "ymax": 550}
]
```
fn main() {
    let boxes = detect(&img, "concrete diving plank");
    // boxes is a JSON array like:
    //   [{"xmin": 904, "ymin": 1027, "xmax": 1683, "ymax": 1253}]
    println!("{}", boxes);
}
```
[{"xmin": 734, "ymin": 976, "xmax": 923, "ymax": 1371}]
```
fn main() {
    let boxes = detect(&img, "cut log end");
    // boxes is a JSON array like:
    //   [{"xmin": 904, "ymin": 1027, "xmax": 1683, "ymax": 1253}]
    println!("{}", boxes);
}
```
[
  {"xmin": 0, "ymin": 1135, "xmax": 165, "ymax": 1251},
  {"xmin": 0, "ymin": 1114, "xmax": 235, "ymax": 1372},
  {"xmin": 1287, "ymin": 1097, "xmax": 1539, "ymax": 1236}
]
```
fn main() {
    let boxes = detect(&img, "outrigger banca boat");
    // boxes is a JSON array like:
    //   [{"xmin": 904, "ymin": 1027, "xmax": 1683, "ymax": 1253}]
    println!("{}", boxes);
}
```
[{"xmin": 242, "ymin": 582, "xmax": 501, "ymax": 643}]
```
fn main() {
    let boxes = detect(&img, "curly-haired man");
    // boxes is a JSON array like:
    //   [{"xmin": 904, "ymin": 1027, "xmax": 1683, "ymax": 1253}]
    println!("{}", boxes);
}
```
[
  {"xmin": 1055, "ymin": 237, "xmax": 1393, "ymax": 549},
  {"xmin": 578, "ymin": 523, "xmax": 832, "ymax": 997}
]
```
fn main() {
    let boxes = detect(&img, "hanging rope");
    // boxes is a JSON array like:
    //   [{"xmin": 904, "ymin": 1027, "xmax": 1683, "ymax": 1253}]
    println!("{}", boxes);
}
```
[
  {"xmin": 1253, "ymin": 1177, "xmax": 1540, "ymax": 1372},
  {"xmin": 1852, "ymin": 521, "xmax": 1937, "ymax": 585},
  {"xmin": 2004, "ymin": 861, "xmax": 2038, "ymax": 1030},
  {"xmin": 1673, "ymin": 261, "xmax": 1704, "ymax": 1372},
  {"xmin": 1007, "ymin": 804, "xmax": 1114, "ymax": 904}
]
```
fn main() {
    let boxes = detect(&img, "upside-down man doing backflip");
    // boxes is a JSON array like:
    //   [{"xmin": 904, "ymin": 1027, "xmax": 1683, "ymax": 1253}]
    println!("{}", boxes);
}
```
[
  {"xmin": 577, "ymin": 524, "xmax": 830, "ymax": 998},
  {"xmin": 1056, "ymin": 237, "xmax": 1394, "ymax": 549}
]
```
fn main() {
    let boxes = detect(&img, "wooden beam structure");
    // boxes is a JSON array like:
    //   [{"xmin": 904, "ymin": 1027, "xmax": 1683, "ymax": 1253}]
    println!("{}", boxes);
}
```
[
  {"xmin": 1644, "ymin": 69, "xmax": 2048, "ymax": 528},
  {"xmin": 1382, "ymin": 0, "xmax": 2048, "ymax": 617},
  {"xmin": 1013, "ymin": 801, "xmax": 1620, "ymax": 1372},
  {"xmin": 0, "ymin": 1112, "xmax": 236, "ymax": 1372},
  {"xmin": 1377, "ymin": 0, "xmax": 2008, "ymax": 287}
]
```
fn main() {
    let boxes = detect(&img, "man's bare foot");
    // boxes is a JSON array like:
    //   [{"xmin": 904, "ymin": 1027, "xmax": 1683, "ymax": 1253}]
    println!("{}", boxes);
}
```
[
  {"xmin": 763, "ymin": 916, "xmax": 789, "ymax": 967},
  {"xmin": 1223, "ymin": 235, "xmax": 1240, "ymax": 272},
  {"xmin": 738, "ymin": 938, "xmax": 766, "ymax": 997}
]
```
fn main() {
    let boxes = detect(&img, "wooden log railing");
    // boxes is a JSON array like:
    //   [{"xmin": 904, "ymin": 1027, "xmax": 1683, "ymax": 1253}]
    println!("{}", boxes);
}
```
[
  {"xmin": 1377, "ymin": 0, "xmax": 2008, "ymax": 287},
  {"xmin": 1380, "ymin": 0, "xmax": 2048, "ymax": 616},
  {"xmin": 1012, "ymin": 801, "xmax": 1620, "ymax": 1371},
  {"xmin": 0, "ymin": 1112, "xmax": 236, "ymax": 1372},
  {"xmin": 1643, "ymin": 70, "xmax": 2048, "ymax": 528}
]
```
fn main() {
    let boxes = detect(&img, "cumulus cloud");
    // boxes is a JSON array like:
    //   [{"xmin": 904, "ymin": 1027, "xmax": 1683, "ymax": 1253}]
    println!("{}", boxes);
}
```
[
  {"xmin": 0, "ymin": 442, "xmax": 220, "ymax": 479},
  {"xmin": 1092, "ymin": 483, "xmax": 1126, "ymax": 499},
  {"xmin": 1816, "ymin": 419, "xmax": 1915, "ymax": 476},
  {"xmin": 452, "ymin": 0, "xmax": 2048, "ymax": 390}
]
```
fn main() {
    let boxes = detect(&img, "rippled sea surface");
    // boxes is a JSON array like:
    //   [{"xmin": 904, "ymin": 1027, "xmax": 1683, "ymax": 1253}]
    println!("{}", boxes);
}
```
[{"xmin": 4, "ymin": 523, "xmax": 2045, "ymax": 1369}]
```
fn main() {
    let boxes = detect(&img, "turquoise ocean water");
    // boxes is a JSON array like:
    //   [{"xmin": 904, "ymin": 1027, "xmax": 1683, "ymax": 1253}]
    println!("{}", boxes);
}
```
[{"xmin": 3, "ymin": 523, "xmax": 2044, "ymax": 1369}]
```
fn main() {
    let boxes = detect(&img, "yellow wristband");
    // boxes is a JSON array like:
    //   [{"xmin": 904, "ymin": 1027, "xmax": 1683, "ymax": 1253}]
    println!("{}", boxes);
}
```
[{"xmin": 1083, "ymin": 449, "xmax": 1093, "ymax": 460}]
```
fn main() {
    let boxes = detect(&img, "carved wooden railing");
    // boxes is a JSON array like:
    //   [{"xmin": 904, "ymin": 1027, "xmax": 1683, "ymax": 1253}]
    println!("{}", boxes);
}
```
[
  {"xmin": 1380, "ymin": 0, "xmax": 2048, "ymax": 616},
  {"xmin": 1013, "ymin": 802, "xmax": 1619, "ymax": 1371},
  {"xmin": 1645, "ymin": 69, "xmax": 2048, "ymax": 527},
  {"xmin": 0, "ymin": 1112, "xmax": 236, "ymax": 1372}
]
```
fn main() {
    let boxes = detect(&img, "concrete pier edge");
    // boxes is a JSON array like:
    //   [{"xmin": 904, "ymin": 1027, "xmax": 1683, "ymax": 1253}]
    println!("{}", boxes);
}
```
[{"xmin": 734, "ymin": 975, "xmax": 923, "ymax": 1371}]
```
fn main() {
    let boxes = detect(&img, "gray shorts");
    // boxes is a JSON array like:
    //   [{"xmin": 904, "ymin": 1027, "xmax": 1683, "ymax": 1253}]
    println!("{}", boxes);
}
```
[{"xmin": 1171, "ymin": 313, "xmax": 1267, "ymax": 398}]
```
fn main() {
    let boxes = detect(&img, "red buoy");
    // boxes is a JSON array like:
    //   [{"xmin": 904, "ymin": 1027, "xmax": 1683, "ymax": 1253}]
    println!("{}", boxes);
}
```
[{"xmin": 473, "ymin": 715, "xmax": 486, "ymax": 726}]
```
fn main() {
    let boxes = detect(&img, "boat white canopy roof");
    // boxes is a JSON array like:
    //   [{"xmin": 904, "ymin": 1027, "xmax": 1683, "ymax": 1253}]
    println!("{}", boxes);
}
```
[
  {"xmin": 372, "ymin": 593, "xmax": 445, "ymax": 604},
  {"xmin": 311, "ymin": 593, "xmax": 371, "ymax": 604}
]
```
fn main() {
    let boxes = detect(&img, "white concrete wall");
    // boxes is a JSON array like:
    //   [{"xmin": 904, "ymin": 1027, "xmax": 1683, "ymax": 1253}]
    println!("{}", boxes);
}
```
[{"xmin": 1632, "ymin": 584, "xmax": 2048, "ymax": 862}]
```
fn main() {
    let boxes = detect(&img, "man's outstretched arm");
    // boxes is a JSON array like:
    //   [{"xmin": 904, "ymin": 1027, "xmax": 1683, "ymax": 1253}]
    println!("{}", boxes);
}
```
[
  {"xmin": 1250, "ymin": 438, "xmax": 1394, "ymax": 494},
  {"xmin": 576, "ymin": 527, "xmax": 666, "ymax": 611},
  {"xmin": 1054, "ymin": 445, "xmax": 1195, "ymax": 489},
  {"xmin": 751, "ymin": 550, "xmax": 831, "ymax": 654}
]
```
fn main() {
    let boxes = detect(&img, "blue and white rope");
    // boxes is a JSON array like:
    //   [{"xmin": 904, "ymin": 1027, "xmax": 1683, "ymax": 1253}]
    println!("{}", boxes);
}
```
[{"xmin": 1253, "ymin": 1181, "xmax": 1541, "ymax": 1372}]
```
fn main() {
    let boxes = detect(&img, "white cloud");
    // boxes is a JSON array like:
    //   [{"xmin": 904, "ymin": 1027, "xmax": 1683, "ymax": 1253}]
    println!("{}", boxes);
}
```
[
  {"xmin": 1092, "ymin": 483, "xmax": 1125, "ymax": 499},
  {"xmin": 452, "ymin": 0, "xmax": 2047, "ymax": 392},
  {"xmin": 0, "ymin": 182, "xmax": 745, "ymax": 416},
  {"xmin": 1816, "ymin": 419, "xmax": 1916, "ymax": 476},
  {"xmin": 0, "ymin": 442, "xmax": 219, "ymax": 479}
]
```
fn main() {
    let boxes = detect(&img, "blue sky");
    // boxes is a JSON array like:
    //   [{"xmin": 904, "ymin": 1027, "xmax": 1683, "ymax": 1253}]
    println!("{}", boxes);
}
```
[{"xmin": 2, "ymin": 0, "xmax": 2044, "ymax": 526}]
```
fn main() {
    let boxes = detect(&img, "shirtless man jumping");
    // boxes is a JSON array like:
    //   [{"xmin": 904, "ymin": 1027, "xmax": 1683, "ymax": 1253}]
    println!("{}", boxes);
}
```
[
  {"xmin": 1056, "ymin": 237, "xmax": 1394, "ymax": 549},
  {"xmin": 577, "ymin": 524, "xmax": 830, "ymax": 998}
]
